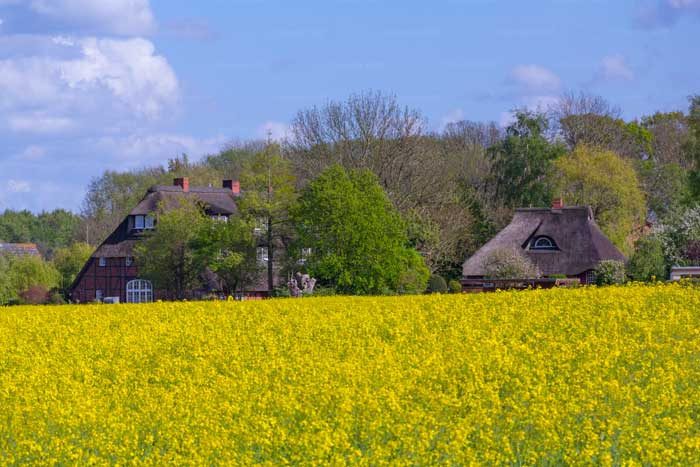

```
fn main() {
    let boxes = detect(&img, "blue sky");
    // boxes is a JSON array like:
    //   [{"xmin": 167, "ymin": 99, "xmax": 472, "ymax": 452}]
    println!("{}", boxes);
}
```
[{"xmin": 1, "ymin": 0, "xmax": 699, "ymax": 212}]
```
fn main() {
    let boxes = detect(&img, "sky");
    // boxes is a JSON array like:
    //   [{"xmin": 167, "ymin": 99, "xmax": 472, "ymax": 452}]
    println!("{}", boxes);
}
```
[{"xmin": 0, "ymin": 0, "xmax": 699, "ymax": 213}]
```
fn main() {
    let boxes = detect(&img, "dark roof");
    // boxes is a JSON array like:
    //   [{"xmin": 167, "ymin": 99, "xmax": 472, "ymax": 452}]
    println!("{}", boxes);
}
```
[
  {"xmin": 462, "ymin": 206, "xmax": 626, "ymax": 277},
  {"xmin": 129, "ymin": 185, "xmax": 239, "ymax": 216},
  {"xmin": 0, "ymin": 243, "xmax": 41, "ymax": 257},
  {"xmin": 90, "ymin": 185, "xmax": 239, "ymax": 259}
]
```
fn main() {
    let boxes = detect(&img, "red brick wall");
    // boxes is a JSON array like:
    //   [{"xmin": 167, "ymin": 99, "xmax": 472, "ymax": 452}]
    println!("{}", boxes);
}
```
[{"xmin": 71, "ymin": 257, "xmax": 139, "ymax": 303}]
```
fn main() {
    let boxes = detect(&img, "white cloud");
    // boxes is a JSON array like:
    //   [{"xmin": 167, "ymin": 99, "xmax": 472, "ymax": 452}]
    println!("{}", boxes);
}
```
[
  {"xmin": 635, "ymin": 0, "xmax": 700, "ymax": 27},
  {"xmin": 16, "ymin": 145, "xmax": 47, "ymax": 160},
  {"xmin": 0, "ymin": 36, "xmax": 179, "ymax": 130},
  {"xmin": 510, "ymin": 65, "xmax": 561, "ymax": 92},
  {"xmin": 13, "ymin": 0, "xmax": 155, "ymax": 36},
  {"xmin": 7, "ymin": 179, "xmax": 31, "ymax": 193},
  {"xmin": 597, "ymin": 55, "xmax": 635, "ymax": 82},
  {"xmin": 258, "ymin": 121, "xmax": 291, "ymax": 142}
]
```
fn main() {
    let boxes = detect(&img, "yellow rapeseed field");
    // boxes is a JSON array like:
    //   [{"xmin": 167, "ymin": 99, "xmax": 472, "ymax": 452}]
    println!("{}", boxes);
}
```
[{"xmin": 1, "ymin": 283, "xmax": 700, "ymax": 466}]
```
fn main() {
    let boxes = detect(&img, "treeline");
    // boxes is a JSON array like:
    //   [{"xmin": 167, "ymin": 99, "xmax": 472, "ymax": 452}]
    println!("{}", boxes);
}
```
[{"xmin": 2, "ymin": 90, "xmax": 700, "ymax": 301}]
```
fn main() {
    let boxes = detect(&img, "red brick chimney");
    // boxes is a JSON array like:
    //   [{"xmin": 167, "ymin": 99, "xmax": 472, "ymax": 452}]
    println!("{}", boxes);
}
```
[
  {"xmin": 223, "ymin": 180, "xmax": 240, "ymax": 195},
  {"xmin": 552, "ymin": 197, "xmax": 563, "ymax": 209},
  {"xmin": 174, "ymin": 177, "xmax": 189, "ymax": 192}
]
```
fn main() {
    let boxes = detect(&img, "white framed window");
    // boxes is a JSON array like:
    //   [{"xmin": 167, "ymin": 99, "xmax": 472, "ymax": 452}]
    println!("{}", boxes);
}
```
[
  {"xmin": 257, "ymin": 247, "xmax": 269, "ymax": 263},
  {"xmin": 254, "ymin": 217, "xmax": 267, "ymax": 234},
  {"xmin": 212, "ymin": 214, "xmax": 228, "ymax": 222},
  {"xmin": 98, "ymin": 257, "xmax": 106, "ymax": 267},
  {"xmin": 126, "ymin": 279, "xmax": 153, "ymax": 303},
  {"xmin": 530, "ymin": 236, "xmax": 558, "ymax": 250},
  {"xmin": 585, "ymin": 270, "xmax": 596, "ymax": 285},
  {"xmin": 134, "ymin": 215, "xmax": 155, "ymax": 230},
  {"xmin": 298, "ymin": 247, "xmax": 312, "ymax": 265},
  {"xmin": 125, "ymin": 256, "xmax": 133, "ymax": 267},
  {"xmin": 95, "ymin": 289, "xmax": 103, "ymax": 301}
]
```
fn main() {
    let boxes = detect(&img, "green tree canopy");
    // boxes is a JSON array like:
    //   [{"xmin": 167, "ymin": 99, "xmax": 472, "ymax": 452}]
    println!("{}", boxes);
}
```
[
  {"xmin": 0, "ymin": 254, "xmax": 60, "ymax": 305},
  {"xmin": 134, "ymin": 198, "xmax": 210, "ymax": 300},
  {"xmin": 553, "ymin": 145, "xmax": 646, "ymax": 254},
  {"xmin": 291, "ymin": 164, "xmax": 429, "ymax": 295},
  {"xmin": 488, "ymin": 110, "xmax": 566, "ymax": 208},
  {"xmin": 52, "ymin": 242, "xmax": 93, "ymax": 298}
]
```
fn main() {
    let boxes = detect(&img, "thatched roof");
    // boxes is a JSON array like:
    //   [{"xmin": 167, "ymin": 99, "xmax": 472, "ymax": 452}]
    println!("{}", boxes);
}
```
[
  {"xmin": 91, "ymin": 185, "xmax": 239, "ymax": 259},
  {"xmin": 462, "ymin": 206, "xmax": 626, "ymax": 278},
  {"xmin": 129, "ymin": 185, "xmax": 239, "ymax": 216}
]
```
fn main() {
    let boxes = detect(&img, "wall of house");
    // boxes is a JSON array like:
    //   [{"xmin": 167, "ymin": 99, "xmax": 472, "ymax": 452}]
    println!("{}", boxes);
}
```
[{"xmin": 71, "ymin": 257, "xmax": 139, "ymax": 303}]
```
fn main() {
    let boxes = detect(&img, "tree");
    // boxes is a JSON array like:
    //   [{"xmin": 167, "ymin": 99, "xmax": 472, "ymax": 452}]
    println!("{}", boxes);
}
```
[
  {"xmin": 291, "ymin": 164, "xmax": 429, "ymax": 295},
  {"xmin": 0, "ymin": 254, "xmax": 60, "ymax": 305},
  {"xmin": 627, "ymin": 236, "xmax": 666, "ymax": 282},
  {"xmin": 482, "ymin": 247, "xmax": 541, "ymax": 279},
  {"xmin": 134, "ymin": 198, "xmax": 209, "ymax": 300},
  {"xmin": 488, "ymin": 110, "xmax": 566, "ymax": 208},
  {"xmin": 427, "ymin": 275, "xmax": 448, "ymax": 294},
  {"xmin": 552, "ymin": 92, "xmax": 652, "ymax": 160},
  {"xmin": 641, "ymin": 111, "xmax": 690, "ymax": 167},
  {"xmin": 553, "ymin": 145, "xmax": 646, "ymax": 254},
  {"xmin": 685, "ymin": 96, "xmax": 700, "ymax": 200},
  {"xmin": 192, "ymin": 216, "xmax": 259, "ymax": 294},
  {"xmin": 237, "ymin": 143, "xmax": 297, "ymax": 294},
  {"xmin": 52, "ymin": 242, "xmax": 93, "ymax": 299}
]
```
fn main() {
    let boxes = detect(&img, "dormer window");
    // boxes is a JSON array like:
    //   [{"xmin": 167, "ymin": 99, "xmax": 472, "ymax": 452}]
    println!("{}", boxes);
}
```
[
  {"xmin": 133, "ymin": 215, "xmax": 154, "ymax": 231},
  {"xmin": 530, "ymin": 236, "xmax": 558, "ymax": 251}
]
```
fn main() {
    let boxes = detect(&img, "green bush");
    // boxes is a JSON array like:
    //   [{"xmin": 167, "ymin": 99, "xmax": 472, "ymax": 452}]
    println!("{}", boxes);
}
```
[
  {"xmin": 595, "ymin": 260, "xmax": 626, "ymax": 286},
  {"xmin": 448, "ymin": 280, "xmax": 462, "ymax": 294},
  {"xmin": 427, "ymin": 275, "xmax": 448, "ymax": 294},
  {"xmin": 627, "ymin": 236, "xmax": 666, "ymax": 282}
]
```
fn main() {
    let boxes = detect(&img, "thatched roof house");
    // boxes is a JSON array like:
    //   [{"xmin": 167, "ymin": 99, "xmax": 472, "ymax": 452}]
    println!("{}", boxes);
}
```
[
  {"xmin": 71, "ymin": 178, "xmax": 279, "ymax": 304},
  {"xmin": 462, "ymin": 202, "xmax": 625, "ymax": 287}
]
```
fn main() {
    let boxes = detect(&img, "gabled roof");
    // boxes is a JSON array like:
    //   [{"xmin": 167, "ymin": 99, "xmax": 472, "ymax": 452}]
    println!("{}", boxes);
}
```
[
  {"xmin": 90, "ymin": 185, "xmax": 239, "ymax": 259},
  {"xmin": 0, "ymin": 243, "xmax": 41, "ymax": 257},
  {"xmin": 129, "ymin": 185, "xmax": 239, "ymax": 216},
  {"xmin": 462, "ymin": 206, "xmax": 626, "ymax": 277}
]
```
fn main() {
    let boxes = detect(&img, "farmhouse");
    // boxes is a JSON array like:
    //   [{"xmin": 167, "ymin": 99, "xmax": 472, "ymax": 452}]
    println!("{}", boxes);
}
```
[
  {"xmin": 70, "ymin": 178, "xmax": 279, "ymax": 303},
  {"xmin": 0, "ymin": 243, "xmax": 41, "ymax": 258},
  {"xmin": 461, "ymin": 199, "xmax": 626, "ymax": 290}
]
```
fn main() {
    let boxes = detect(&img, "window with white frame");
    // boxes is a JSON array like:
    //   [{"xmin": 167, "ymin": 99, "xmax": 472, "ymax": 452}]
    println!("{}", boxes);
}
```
[
  {"xmin": 585, "ymin": 270, "xmax": 596, "ymax": 285},
  {"xmin": 254, "ymin": 217, "xmax": 267, "ymax": 234},
  {"xmin": 95, "ymin": 289, "xmax": 103, "ymax": 301},
  {"xmin": 98, "ymin": 257, "xmax": 106, "ymax": 267},
  {"xmin": 211, "ymin": 214, "xmax": 228, "ymax": 222},
  {"xmin": 125, "ymin": 256, "xmax": 133, "ymax": 267},
  {"xmin": 530, "ymin": 236, "xmax": 558, "ymax": 251},
  {"xmin": 257, "ymin": 246, "xmax": 269, "ymax": 263},
  {"xmin": 298, "ymin": 247, "xmax": 312, "ymax": 264},
  {"xmin": 133, "ymin": 215, "xmax": 155, "ymax": 230},
  {"xmin": 126, "ymin": 279, "xmax": 153, "ymax": 303}
]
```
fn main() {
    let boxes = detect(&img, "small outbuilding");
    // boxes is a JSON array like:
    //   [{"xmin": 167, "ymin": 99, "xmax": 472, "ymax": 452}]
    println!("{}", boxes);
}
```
[
  {"xmin": 461, "ymin": 200, "xmax": 626, "ymax": 291},
  {"xmin": 669, "ymin": 266, "xmax": 700, "ymax": 281}
]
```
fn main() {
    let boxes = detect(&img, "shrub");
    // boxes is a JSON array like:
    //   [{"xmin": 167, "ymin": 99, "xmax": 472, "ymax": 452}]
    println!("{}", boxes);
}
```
[
  {"xmin": 627, "ymin": 236, "xmax": 666, "ymax": 282},
  {"xmin": 595, "ymin": 260, "xmax": 626, "ymax": 286},
  {"xmin": 19, "ymin": 285, "xmax": 50, "ymax": 305},
  {"xmin": 483, "ymin": 247, "xmax": 541, "ymax": 279},
  {"xmin": 427, "ymin": 275, "xmax": 448, "ymax": 294},
  {"xmin": 448, "ymin": 280, "xmax": 462, "ymax": 294}
]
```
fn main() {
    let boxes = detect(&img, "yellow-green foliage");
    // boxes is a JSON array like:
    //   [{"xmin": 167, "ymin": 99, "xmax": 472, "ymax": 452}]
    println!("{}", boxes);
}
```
[{"xmin": 1, "ymin": 284, "xmax": 700, "ymax": 465}]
